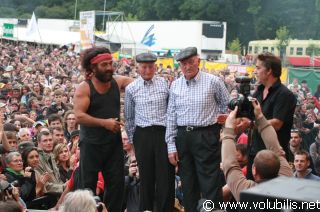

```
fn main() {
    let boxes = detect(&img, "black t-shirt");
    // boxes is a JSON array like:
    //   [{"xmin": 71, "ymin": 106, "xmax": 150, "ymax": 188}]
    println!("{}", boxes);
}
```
[
  {"xmin": 251, "ymin": 80, "xmax": 297, "ymax": 156},
  {"xmin": 80, "ymin": 79, "xmax": 120, "ymax": 145}
]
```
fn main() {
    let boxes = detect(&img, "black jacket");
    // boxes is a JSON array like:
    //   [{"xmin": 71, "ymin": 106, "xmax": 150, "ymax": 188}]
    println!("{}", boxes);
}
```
[{"xmin": 4, "ymin": 168, "xmax": 36, "ymax": 203}]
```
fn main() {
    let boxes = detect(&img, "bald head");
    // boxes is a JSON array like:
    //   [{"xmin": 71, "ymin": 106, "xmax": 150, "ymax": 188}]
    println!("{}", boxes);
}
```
[{"xmin": 253, "ymin": 150, "xmax": 280, "ymax": 180}]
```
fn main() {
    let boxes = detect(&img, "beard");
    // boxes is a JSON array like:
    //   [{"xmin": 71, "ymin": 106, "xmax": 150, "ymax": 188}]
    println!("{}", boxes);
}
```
[{"xmin": 95, "ymin": 71, "xmax": 113, "ymax": 83}]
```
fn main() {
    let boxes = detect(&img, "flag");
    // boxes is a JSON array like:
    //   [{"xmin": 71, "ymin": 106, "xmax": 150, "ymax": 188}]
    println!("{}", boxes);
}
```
[{"xmin": 26, "ymin": 12, "xmax": 39, "ymax": 37}]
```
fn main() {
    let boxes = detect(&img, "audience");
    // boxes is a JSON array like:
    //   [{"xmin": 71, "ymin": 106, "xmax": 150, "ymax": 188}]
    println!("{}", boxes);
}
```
[{"xmin": 0, "ymin": 41, "xmax": 319, "ymax": 210}]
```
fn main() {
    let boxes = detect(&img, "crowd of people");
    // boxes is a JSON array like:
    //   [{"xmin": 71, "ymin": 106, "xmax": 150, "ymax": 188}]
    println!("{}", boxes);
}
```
[{"xmin": 0, "ymin": 40, "xmax": 319, "ymax": 212}]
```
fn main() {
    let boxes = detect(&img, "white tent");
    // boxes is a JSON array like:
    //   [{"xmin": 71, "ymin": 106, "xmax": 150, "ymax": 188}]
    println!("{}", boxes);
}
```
[
  {"xmin": 0, "ymin": 26, "xmax": 79, "ymax": 45},
  {"xmin": 18, "ymin": 27, "xmax": 79, "ymax": 45}
]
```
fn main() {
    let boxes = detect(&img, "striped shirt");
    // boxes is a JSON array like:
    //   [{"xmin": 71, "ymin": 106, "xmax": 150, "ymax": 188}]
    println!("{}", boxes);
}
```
[
  {"xmin": 125, "ymin": 76, "xmax": 169, "ymax": 143},
  {"xmin": 165, "ymin": 71, "xmax": 230, "ymax": 153}
]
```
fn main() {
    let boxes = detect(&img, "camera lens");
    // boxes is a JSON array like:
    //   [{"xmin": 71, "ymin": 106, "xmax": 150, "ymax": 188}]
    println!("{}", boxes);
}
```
[
  {"xmin": 93, "ymin": 196, "xmax": 103, "ymax": 212},
  {"xmin": 96, "ymin": 203, "xmax": 103, "ymax": 212},
  {"xmin": 228, "ymin": 98, "xmax": 239, "ymax": 110}
]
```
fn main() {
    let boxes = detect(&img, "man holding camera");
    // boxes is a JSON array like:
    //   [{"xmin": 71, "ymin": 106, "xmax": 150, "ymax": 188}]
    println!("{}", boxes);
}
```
[
  {"xmin": 166, "ymin": 47, "xmax": 229, "ymax": 212},
  {"xmin": 247, "ymin": 53, "xmax": 296, "ymax": 179},
  {"xmin": 125, "ymin": 156, "xmax": 140, "ymax": 212}
]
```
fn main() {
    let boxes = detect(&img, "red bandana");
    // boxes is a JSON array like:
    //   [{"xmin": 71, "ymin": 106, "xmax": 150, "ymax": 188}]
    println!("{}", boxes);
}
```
[{"xmin": 90, "ymin": 53, "xmax": 112, "ymax": 64}]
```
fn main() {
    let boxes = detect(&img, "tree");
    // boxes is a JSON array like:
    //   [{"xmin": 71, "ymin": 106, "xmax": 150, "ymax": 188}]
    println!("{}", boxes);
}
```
[
  {"xmin": 2, "ymin": 0, "xmax": 320, "ymax": 47},
  {"xmin": 126, "ymin": 13, "xmax": 138, "ymax": 21},
  {"xmin": 227, "ymin": 38, "xmax": 241, "ymax": 54},
  {"xmin": 306, "ymin": 43, "xmax": 320, "ymax": 56},
  {"xmin": 276, "ymin": 26, "xmax": 290, "ymax": 59},
  {"xmin": 255, "ymin": 16, "xmax": 280, "ymax": 39}
]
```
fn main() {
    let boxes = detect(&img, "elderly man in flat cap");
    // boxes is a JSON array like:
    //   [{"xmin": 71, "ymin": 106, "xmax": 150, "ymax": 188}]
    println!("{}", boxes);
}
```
[
  {"xmin": 166, "ymin": 47, "xmax": 230, "ymax": 211},
  {"xmin": 125, "ymin": 52, "xmax": 175, "ymax": 212}
]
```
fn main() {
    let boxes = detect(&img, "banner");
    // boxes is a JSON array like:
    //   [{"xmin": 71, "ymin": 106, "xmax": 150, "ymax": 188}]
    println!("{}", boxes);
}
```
[
  {"xmin": 3, "ymin": 23, "xmax": 14, "ymax": 38},
  {"xmin": 288, "ymin": 68, "xmax": 320, "ymax": 93},
  {"xmin": 156, "ymin": 58, "xmax": 174, "ymax": 69},
  {"xmin": 199, "ymin": 61, "xmax": 228, "ymax": 73},
  {"xmin": 80, "ymin": 11, "xmax": 95, "ymax": 50},
  {"xmin": 199, "ymin": 61, "xmax": 288, "ymax": 83}
]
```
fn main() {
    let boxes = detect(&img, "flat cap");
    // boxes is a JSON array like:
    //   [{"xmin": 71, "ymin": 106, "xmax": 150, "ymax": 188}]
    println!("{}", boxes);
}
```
[
  {"xmin": 175, "ymin": 47, "xmax": 198, "ymax": 61},
  {"xmin": 18, "ymin": 141, "xmax": 35, "ymax": 154},
  {"xmin": 136, "ymin": 53, "xmax": 157, "ymax": 63}
]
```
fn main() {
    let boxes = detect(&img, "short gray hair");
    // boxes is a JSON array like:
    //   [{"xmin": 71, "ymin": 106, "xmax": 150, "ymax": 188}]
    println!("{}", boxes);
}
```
[
  {"xmin": 18, "ymin": 128, "xmax": 30, "ymax": 138},
  {"xmin": 5, "ymin": 152, "xmax": 21, "ymax": 164},
  {"xmin": 61, "ymin": 190, "xmax": 96, "ymax": 212}
]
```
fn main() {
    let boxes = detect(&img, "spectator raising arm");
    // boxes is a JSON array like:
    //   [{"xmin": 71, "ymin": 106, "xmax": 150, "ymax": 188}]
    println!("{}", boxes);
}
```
[{"xmin": 0, "ymin": 115, "xmax": 10, "ymax": 152}]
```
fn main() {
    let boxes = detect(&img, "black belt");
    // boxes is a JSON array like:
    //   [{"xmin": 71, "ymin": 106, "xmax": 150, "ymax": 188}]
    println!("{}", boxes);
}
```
[
  {"xmin": 177, "ymin": 123, "xmax": 220, "ymax": 132},
  {"xmin": 136, "ymin": 125, "xmax": 165, "ymax": 131}
]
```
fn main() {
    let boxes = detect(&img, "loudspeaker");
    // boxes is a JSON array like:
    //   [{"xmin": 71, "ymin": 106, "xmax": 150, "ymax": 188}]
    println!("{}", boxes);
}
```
[{"xmin": 239, "ymin": 176, "xmax": 320, "ymax": 211}]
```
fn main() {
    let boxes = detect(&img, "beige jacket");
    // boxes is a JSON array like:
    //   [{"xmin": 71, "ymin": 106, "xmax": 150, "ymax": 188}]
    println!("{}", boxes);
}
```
[
  {"xmin": 221, "ymin": 116, "xmax": 293, "ymax": 201},
  {"xmin": 35, "ymin": 149, "xmax": 64, "ymax": 194}
]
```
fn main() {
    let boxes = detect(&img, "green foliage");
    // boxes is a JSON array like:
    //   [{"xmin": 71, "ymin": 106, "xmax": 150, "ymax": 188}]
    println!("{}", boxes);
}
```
[
  {"xmin": 0, "ymin": 7, "xmax": 18, "ymax": 18},
  {"xmin": 276, "ymin": 26, "xmax": 290, "ymax": 49},
  {"xmin": 227, "ymin": 38, "xmax": 241, "ymax": 53},
  {"xmin": 1, "ymin": 0, "xmax": 320, "ymax": 48},
  {"xmin": 126, "ymin": 13, "xmax": 138, "ymax": 21},
  {"xmin": 306, "ymin": 44, "xmax": 320, "ymax": 56},
  {"xmin": 247, "ymin": 0, "xmax": 261, "ymax": 15},
  {"xmin": 35, "ymin": 5, "xmax": 73, "ymax": 19},
  {"xmin": 275, "ymin": 26, "xmax": 290, "ymax": 59}
]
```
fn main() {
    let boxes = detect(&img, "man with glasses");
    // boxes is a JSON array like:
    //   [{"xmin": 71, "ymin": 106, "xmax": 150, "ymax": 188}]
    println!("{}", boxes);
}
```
[
  {"xmin": 166, "ymin": 47, "xmax": 229, "ymax": 212},
  {"xmin": 64, "ymin": 111, "xmax": 77, "ymax": 141}
]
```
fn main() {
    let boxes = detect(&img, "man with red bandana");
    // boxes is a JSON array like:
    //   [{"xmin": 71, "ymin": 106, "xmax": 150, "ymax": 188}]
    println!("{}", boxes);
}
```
[{"xmin": 74, "ymin": 47, "xmax": 132, "ymax": 212}]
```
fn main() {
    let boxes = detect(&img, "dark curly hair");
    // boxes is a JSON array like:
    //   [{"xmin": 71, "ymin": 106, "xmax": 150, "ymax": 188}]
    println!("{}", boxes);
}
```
[{"xmin": 81, "ymin": 47, "xmax": 111, "ymax": 79}]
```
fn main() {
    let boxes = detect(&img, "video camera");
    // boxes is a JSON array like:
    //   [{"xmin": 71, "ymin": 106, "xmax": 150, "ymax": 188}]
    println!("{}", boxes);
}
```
[
  {"xmin": 93, "ymin": 196, "xmax": 103, "ymax": 212},
  {"xmin": 228, "ymin": 76, "xmax": 255, "ymax": 120},
  {"xmin": 0, "ymin": 180, "xmax": 19, "ymax": 200}
]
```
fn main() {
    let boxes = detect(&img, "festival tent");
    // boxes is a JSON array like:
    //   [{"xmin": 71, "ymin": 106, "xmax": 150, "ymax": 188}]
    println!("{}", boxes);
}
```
[{"xmin": 1, "ymin": 26, "xmax": 80, "ymax": 46}]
